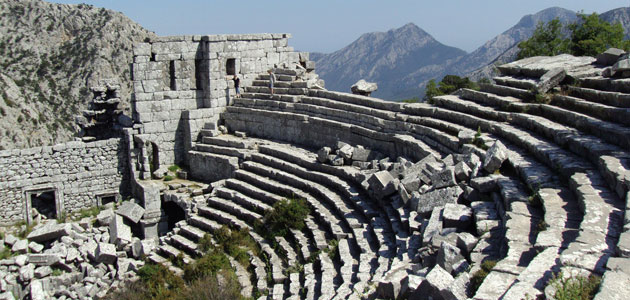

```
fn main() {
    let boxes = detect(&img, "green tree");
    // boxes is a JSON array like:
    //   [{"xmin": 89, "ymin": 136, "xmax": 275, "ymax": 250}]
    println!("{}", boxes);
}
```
[
  {"xmin": 517, "ymin": 18, "xmax": 569, "ymax": 59},
  {"xmin": 438, "ymin": 75, "xmax": 478, "ymax": 94},
  {"xmin": 569, "ymin": 12, "xmax": 630, "ymax": 56},
  {"xmin": 423, "ymin": 79, "xmax": 441, "ymax": 102}
]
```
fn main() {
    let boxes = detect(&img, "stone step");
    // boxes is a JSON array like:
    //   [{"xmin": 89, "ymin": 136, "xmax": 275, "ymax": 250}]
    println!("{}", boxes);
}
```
[
  {"xmin": 253, "ymin": 80, "xmax": 292, "ymax": 88},
  {"xmin": 225, "ymin": 178, "xmax": 285, "ymax": 206},
  {"xmin": 241, "ymin": 92, "xmax": 301, "ymax": 103},
  {"xmin": 480, "ymin": 83, "xmax": 535, "ymax": 101},
  {"xmin": 178, "ymin": 224, "xmax": 207, "ymax": 242},
  {"xmin": 169, "ymin": 234, "xmax": 201, "ymax": 257},
  {"xmin": 214, "ymin": 186, "xmax": 272, "ymax": 214},
  {"xmin": 231, "ymin": 97, "xmax": 455, "ymax": 156},
  {"xmin": 228, "ymin": 256, "xmax": 253, "ymax": 298},
  {"xmin": 158, "ymin": 243, "xmax": 193, "ymax": 264},
  {"xmin": 275, "ymin": 236, "xmax": 298, "ymax": 267},
  {"xmin": 206, "ymin": 196, "xmax": 263, "ymax": 223},
  {"xmin": 250, "ymin": 252, "xmax": 269, "ymax": 293},
  {"xmin": 578, "ymin": 76, "xmax": 630, "ymax": 94},
  {"xmin": 502, "ymin": 246, "xmax": 561, "ymax": 298},
  {"xmin": 193, "ymin": 143, "xmax": 252, "ymax": 159},
  {"xmin": 188, "ymin": 214, "xmax": 223, "ymax": 232},
  {"xmin": 147, "ymin": 253, "xmax": 183, "ymax": 275},
  {"xmin": 200, "ymin": 135, "xmax": 257, "ymax": 149},
  {"xmin": 235, "ymin": 166, "xmax": 348, "ymax": 240},
  {"xmin": 198, "ymin": 205, "xmax": 249, "ymax": 229},
  {"xmin": 493, "ymin": 76, "xmax": 539, "ymax": 90},
  {"xmin": 551, "ymin": 94, "xmax": 630, "ymax": 127},
  {"xmin": 258, "ymin": 73, "xmax": 296, "ymax": 82},
  {"xmin": 457, "ymin": 89, "xmax": 630, "ymax": 199},
  {"xmin": 567, "ymin": 86, "xmax": 630, "ymax": 108},
  {"xmin": 243, "ymin": 86, "xmax": 309, "ymax": 96}
]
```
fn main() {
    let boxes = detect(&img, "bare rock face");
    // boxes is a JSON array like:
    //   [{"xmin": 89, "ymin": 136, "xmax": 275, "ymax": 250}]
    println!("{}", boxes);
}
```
[
  {"xmin": 351, "ymin": 79, "xmax": 378, "ymax": 96},
  {"xmin": 0, "ymin": 0, "xmax": 155, "ymax": 150}
]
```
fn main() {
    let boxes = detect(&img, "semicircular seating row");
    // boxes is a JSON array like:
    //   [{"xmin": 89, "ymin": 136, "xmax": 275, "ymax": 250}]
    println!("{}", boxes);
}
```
[{"xmin": 149, "ymin": 63, "xmax": 629, "ymax": 300}]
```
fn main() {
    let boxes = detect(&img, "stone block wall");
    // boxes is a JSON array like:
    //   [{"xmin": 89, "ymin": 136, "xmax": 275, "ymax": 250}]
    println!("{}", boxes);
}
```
[
  {"xmin": 0, "ymin": 138, "xmax": 128, "ymax": 225},
  {"xmin": 131, "ymin": 34, "xmax": 300, "ymax": 168}
]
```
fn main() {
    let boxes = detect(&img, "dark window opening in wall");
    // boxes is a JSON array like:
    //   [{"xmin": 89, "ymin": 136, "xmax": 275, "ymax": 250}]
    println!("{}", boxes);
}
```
[
  {"xmin": 30, "ymin": 190, "xmax": 56, "ymax": 221},
  {"xmin": 195, "ymin": 59, "xmax": 203, "ymax": 90},
  {"xmin": 147, "ymin": 142, "xmax": 160, "ymax": 173},
  {"xmin": 162, "ymin": 200, "xmax": 186, "ymax": 231},
  {"xmin": 226, "ymin": 58, "xmax": 236, "ymax": 76},
  {"xmin": 150, "ymin": 53, "xmax": 156, "ymax": 61},
  {"xmin": 169, "ymin": 60, "xmax": 176, "ymax": 91},
  {"xmin": 99, "ymin": 195, "xmax": 117, "ymax": 207}
]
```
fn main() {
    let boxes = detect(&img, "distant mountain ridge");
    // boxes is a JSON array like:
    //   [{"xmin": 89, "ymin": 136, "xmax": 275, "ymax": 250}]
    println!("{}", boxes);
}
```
[
  {"xmin": 313, "ymin": 23, "xmax": 466, "ymax": 99},
  {"xmin": 312, "ymin": 6, "xmax": 630, "ymax": 100}
]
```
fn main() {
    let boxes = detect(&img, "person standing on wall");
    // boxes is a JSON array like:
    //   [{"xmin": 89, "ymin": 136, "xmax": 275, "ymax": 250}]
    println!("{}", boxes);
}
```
[
  {"xmin": 268, "ymin": 69, "xmax": 276, "ymax": 95},
  {"xmin": 233, "ymin": 75, "xmax": 241, "ymax": 98}
]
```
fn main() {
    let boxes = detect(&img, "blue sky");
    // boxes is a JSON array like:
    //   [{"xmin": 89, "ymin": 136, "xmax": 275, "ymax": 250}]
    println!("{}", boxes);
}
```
[{"xmin": 49, "ymin": 1, "xmax": 629, "ymax": 53}]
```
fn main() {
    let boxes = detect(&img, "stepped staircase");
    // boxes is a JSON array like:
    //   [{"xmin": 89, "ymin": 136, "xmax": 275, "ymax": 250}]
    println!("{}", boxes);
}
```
[{"xmin": 150, "ymin": 62, "xmax": 629, "ymax": 299}]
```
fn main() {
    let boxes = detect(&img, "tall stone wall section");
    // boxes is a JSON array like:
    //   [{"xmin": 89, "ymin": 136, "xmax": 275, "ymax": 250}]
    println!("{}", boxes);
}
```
[
  {"xmin": 0, "ymin": 138, "xmax": 128, "ymax": 225},
  {"xmin": 131, "ymin": 34, "xmax": 301, "ymax": 168}
]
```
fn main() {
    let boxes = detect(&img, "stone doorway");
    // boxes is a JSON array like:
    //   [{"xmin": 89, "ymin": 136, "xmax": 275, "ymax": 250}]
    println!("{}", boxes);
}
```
[
  {"xmin": 147, "ymin": 142, "xmax": 160, "ymax": 174},
  {"xmin": 25, "ymin": 187, "xmax": 62, "ymax": 224},
  {"xmin": 161, "ymin": 200, "xmax": 186, "ymax": 232},
  {"xmin": 226, "ymin": 58, "xmax": 236, "ymax": 76}
]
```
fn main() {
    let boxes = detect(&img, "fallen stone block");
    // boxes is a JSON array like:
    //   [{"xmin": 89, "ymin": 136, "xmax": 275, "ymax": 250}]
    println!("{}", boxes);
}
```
[
  {"xmin": 442, "ymin": 203, "xmax": 473, "ymax": 230},
  {"xmin": 11, "ymin": 239, "xmax": 28, "ymax": 254},
  {"xmin": 454, "ymin": 161, "xmax": 472, "ymax": 182},
  {"xmin": 456, "ymin": 232, "xmax": 478, "ymax": 255},
  {"xmin": 597, "ymin": 48, "xmax": 626, "ymax": 66},
  {"xmin": 437, "ymin": 241, "xmax": 465, "ymax": 274},
  {"xmin": 416, "ymin": 265, "xmax": 461, "ymax": 300},
  {"xmin": 116, "ymin": 201, "xmax": 146, "ymax": 223},
  {"xmin": 28, "ymin": 242, "xmax": 44, "ymax": 253},
  {"xmin": 431, "ymin": 166, "xmax": 457, "ymax": 189},
  {"xmin": 96, "ymin": 243, "xmax": 117, "ymax": 265},
  {"xmin": 317, "ymin": 147, "xmax": 331, "ymax": 163},
  {"xmin": 27, "ymin": 223, "xmax": 72, "ymax": 243},
  {"xmin": 337, "ymin": 144, "xmax": 354, "ymax": 161},
  {"xmin": 412, "ymin": 186, "xmax": 463, "ymax": 217},
  {"xmin": 4, "ymin": 234, "xmax": 17, "ymax": 247},
  {"xmin": 470, "ymin": 175, "xmax": 500, "ymax": 192},
  {"xmin": 377, "ymin": 267, "xmax": 409, "ymax": 299},
  {"xmin": 537, "ymin": 67, "xmax": 565, "ymax": 94},
  {"xmin": 96, "ymin": 209, "xmax": 114, "ymax": 226},
  {"xmin": 328, "ymin": 154, "xmax": 344, "ymax": 166},
  {"xmin": 109, "ymin": 214, "xmax": 132, "ymax": 247},
  {"xmin": 483, "ymin": 141, "xmax": 508, "ymax": 173},
  {"xmin": 368, "ymin": 170, "xmax": 398, "ymax": 199},
  {"xmin": 28, "ymin": 254, "xmax": 61, "ymax": 266},
  {"xmin": 351, "ymin": 79, "xmax": 378, "ymax": 96}
]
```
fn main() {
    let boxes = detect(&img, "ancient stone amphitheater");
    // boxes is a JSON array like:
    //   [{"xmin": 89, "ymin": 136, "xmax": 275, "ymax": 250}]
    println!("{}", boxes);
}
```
[
  {"xmin": 144, "ymin": 51, "xmax": 629, "ymax": 299},
  {"xmin": 1, "ymin": 34, "xmax": 629, "ymax": 300}
]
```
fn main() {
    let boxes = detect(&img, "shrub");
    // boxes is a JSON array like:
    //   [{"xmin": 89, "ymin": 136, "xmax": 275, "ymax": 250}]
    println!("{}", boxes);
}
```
[
  {"xmin": 168, "ymin": 165, "xmax": 181, "ymax": 172},
  {"xmin": 549, "ymin": 273, "xmax": 601, "ymax": 300},
  {"xmin": 134, "ymin": 263, "xmax": 185, "ymax": 300},
  {"xmin": 256, "ymin": 197, "xmax": 310, "ymax": 239},
  {"xmin": 213, "ymin": 226, "xmax": 258, "ymax": 267},
  {"xmin": 163, "ymin": 175, "xmax": 174, "ymax": 181},
  {"xmin": 198, "ymin": 233, "xmax": 214, "ymax": 253},
  {"xmin": 0, "ymin": 246, "xmax": 11, "ymax": 260},
  {"xmin": 469, "ymin": 260, "xmax": 497, "ymax": 294},
  {"xmin": 401, "ymin": 97, "xmax": 420, "ymax": 103},
  {"xmin": 518, "ymin": 18, "xmax": 569, "ymax": 59},
  {"xmin": 182, "ymin": 249, "xmax": 230, "ymax": 283}
]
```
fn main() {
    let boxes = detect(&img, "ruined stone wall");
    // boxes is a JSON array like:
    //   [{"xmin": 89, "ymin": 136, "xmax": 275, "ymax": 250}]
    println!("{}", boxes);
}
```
[
  {"xmin": 131, "ymin": 34, "xmax": 300, "ymax": 168},
  {"xmin": 0, "ymin": 138, "xmax": 128, "ymax": 225}
]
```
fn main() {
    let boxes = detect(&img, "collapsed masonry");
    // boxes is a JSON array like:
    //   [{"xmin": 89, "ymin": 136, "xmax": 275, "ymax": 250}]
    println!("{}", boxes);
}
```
[{"xmin": 0, "ymin": 31, "xmax": 629, "ymax": 300}]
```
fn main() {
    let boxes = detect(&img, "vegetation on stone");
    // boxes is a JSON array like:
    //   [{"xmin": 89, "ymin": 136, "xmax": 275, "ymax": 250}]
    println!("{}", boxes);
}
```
[
  {"xmin": 518, "ymin": 12, "xmax": 630, "ymax": 59},
  {"xmin": 469, "ymin": 259, "xmax": 497, "ymax": 294},
  {"xmin": 548, "ymin": 273, "xmax": 602, "ymax": 300},
  {"xmin": 255, "ymin": 197, "xmax": 310, "ymax": 239},
  {"xmin": 424, "ymin": 75, "xmax": 480, "ymax": 102}
]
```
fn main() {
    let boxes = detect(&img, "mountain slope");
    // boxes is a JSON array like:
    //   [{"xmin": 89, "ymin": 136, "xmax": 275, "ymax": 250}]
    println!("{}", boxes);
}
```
[
  {"xmin": 0, "ymin": 0, "xmax": 155, "ymax": 150},
  {"xmin": 601, "ymin": 7, "xmax": 630, "ymax": 39},
  {"xmin": 313, "ymin": 23, "xmax": 466, "ymax": 99},
  {"xmin": 449, "ymin": 7, "xmax": 578, "ymax": 77}
]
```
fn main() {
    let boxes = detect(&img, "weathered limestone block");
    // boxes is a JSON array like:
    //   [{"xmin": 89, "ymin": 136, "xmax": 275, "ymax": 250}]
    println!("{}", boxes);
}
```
[
  {"xmin": 483, "ymin": 140, "xmax": 508, "ymax": 173},
  {"xmin": 109, "ymin": 215, "xmax": 132, "ymax": 247},
  {"xmin": 351, "ymin": 79, "xmax": 378, "ymax": 96},
  {"xmin": 437, "ymin": 242, "xmax": 465, "ymax": 274},
  {"xmin": 27, "ymin": 223, "xmax": 72, "ymax": 243},
  {"xmin": 377, "ymin": 267, "xmax": 409, "ymax": 299},
  {"xmin": 11, "ymin": 240, "xmax": 28, "ymax": 254},
  {"xmin": 317, "ymin": 147, "xmax": 331, "ymax": 163},
  {"xmin": 454, "ymin": 161, "xmax": 472, "ymax": 182},
  {"xmin": 28, "ymin": 254, "xmax": 61, "ymax": 266},
  {"xmin": 96, "ymin": 243, "xmax": 117, "ymax": 265},
  {"xmin": 416, "ymin": 265, "xmax": 462, "ymax": 300},
  {"xmin": 116, "ymin": 201, "xmax": 145, "ymax": 223},
  {"xmin": 368, "ymin": 170, "xmax": 398, "ymax": 199},
  {"xmin": 97, "ymin": 209, "xmax": 114, "ymax": 226},
  {"xmin": 338, "ymin": 144, "xmax": 354, "ymax": 161},
  {"xmin": 456, "ymin": 232, "xmax": 478, "ymax": 255},
  {"xmin": 537, "ymin": 67, "xmax": 565, "ymax": 94},
  {"xmin": 412, "ymin": 186, "xmax": 463, "ymax": 216},
  {"xmin": 597, "ymin": 48, "xmax": 626, "ymax": 66},
  {"xmin": 431, "ymin": 166, "xmax": 457, "ymax": 189},
  {"xmin": 442, "ymin": 203, "xmax": 473, "ymax": 229}
]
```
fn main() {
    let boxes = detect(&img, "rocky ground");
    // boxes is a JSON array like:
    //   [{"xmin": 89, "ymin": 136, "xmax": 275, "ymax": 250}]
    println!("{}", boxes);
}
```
[
  {"xmin": 0, "ymin": 0, "xmax": 155, "ymax": 150},
  {"xmin": 0, "ymin": 202, "xmax": 154, "ymax": 300}
]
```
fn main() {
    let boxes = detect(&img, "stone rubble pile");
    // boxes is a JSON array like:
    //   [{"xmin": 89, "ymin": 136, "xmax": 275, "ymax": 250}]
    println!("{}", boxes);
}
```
[
  {"xmin": 0, "ymin": 203, "xmax": 154, "ymax": 300},
  {"xmin": 315, "ymin": 141, "xmax": 510, "ymax": 299}
]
